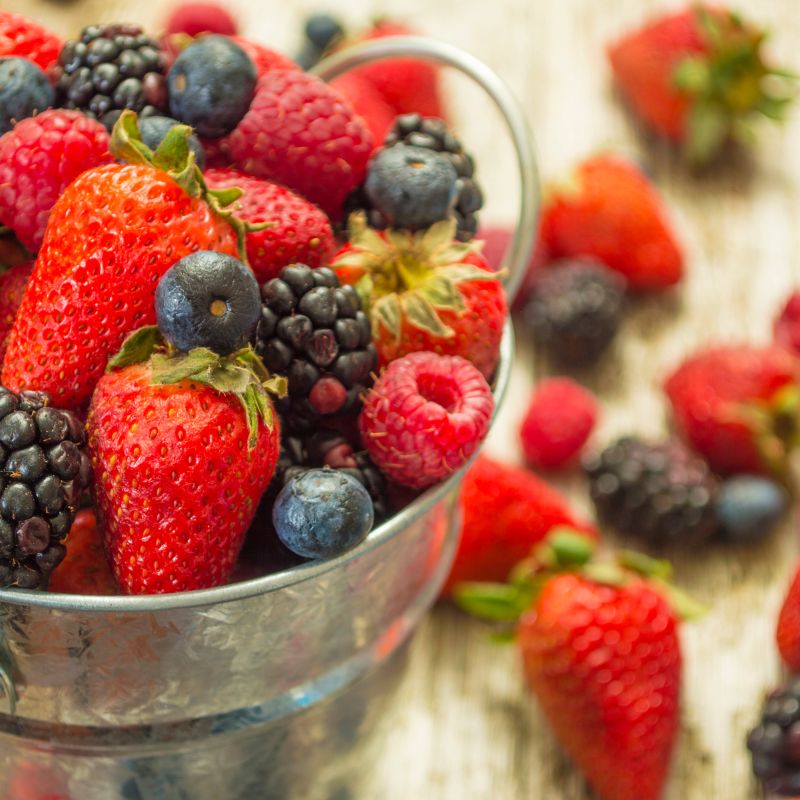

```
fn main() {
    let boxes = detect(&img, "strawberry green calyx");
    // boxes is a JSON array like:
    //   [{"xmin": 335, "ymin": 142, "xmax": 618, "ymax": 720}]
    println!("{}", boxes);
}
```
[
  {"xmin": 674, "ymin": 7, "xmax": 796, "ymax": 165},
  {"xmin": 455, "ymin": 529, "xmax": 704, "ymax": 636},
  {"xmin": 108, "ymin": 325, "xmax": 287, "ymax": 446},
  {"xmin": 110, "ymin": 110, "xmax": 256, "ymax": 260},
  {"xmin": 333, "ymin": 213, "xmax": 503, "ymax": 343},
  {"xmin": 740, "ymin": 383, "xmax": 800, "ymax": 480}
]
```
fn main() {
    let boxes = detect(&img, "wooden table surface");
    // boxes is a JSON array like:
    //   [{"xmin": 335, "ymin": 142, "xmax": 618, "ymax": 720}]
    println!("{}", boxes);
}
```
[{"xmin": 13, "ymin": 0, "xmax": 800, "ymax": 797}]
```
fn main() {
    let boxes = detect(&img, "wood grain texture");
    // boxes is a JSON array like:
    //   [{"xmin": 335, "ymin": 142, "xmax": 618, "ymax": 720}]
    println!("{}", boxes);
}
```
[{"xmin": 11, "ymin": 0, "xmax": 800, "ymax": 797}]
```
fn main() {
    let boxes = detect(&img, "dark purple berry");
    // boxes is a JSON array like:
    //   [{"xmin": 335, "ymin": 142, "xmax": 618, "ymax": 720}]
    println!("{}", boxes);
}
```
[{"xmin": 0, "ymin": 57, "xmax": 55, "ymax": 135}]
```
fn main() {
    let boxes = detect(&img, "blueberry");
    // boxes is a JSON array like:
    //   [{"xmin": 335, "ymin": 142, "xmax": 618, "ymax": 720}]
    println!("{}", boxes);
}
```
[
  {"xmin": 716, "ymin": 475, "xmax": 787, "ymax": 541},
  {"xmin": 138, "ymin": 115, "xmax": 206, "ymax": 169},
  {"xmin": 167, "ymin": 35, "xmax": 256, "ymax": 139},
  {"xmin": 365, "ymin": 144, "xmax": 459, "ymax": 231},
  {"xmin": 304, "ymin": 14, "xmax": 344, "ymax": 52},
  {"xmin": 155, "ymin": 251, "xmax": 261, "ymax": 356},
  {"xmin": 272, "ymin": 468, "xmax": 374, "ymax": 559},
  {"xmin": 0, "ymin": 58, "xmax": 55, "ymax": 134}
]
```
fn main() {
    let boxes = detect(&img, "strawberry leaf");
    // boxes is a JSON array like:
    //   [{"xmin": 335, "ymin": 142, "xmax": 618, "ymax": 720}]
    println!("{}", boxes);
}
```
[
  {"xmin": 417, "ymin": 274, "xmax": 465, "ymax": 311},
  {"xmin": 151, "ymin": 348, "xmax": 220, "ymax": 384},
  {"xmin": 454, "ymin": 582, "xmax": 529, "ymax": 622},
  {"xmin": 107, "ymin": 326, "xmax": 162, "ymax": 371},
  {"xmin": 686, "ymin": 102, "xmax": 730, "ymax": 165},
  {"xmin": 373, "ymin": 294, "xmax": 402, "ymax": 341},
  {"xmin": 401, "ymin": 292, "xmax": 453, "ymax": 338},
  {"xmin": 203, "ymin": 363, "xmax": 253, "ymax": 395}
]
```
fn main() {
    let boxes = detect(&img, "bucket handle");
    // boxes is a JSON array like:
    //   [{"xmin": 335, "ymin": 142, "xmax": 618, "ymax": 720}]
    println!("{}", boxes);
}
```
[{"xmin": 311, "ymin": 35, "xmax": 540, "ymax": 303}]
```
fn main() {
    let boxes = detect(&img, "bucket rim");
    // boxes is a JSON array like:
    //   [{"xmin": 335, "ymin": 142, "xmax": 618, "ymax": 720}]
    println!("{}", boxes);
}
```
[{"xmin": 0, "ymin": 322, "xmax": 515, "ymax": 613}]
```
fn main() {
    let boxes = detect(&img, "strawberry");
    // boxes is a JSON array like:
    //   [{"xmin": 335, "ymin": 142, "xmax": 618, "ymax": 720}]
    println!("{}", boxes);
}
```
[
  {"xmin": 608, "ymin": 6, "xmax": 795, "ymax": 165},
  {"xmin": 664, "ymin": 344, "xmax": 800, "ymax": 476},
  {"xmin": 47, "ymin": 510, "xmax": 117, "ymax": 596},
  {"xmin": 331, "ymin": 216, "xmax": 507, "ymax": 379},
  {"xmin": 346, "ymin": 21, "xmax": 445, "ymax": 119},
  {"xmin": 203, "ymin": 167, "xmax": 335, "ymax": 284},
  {"xmin": 0, "ymin": 11, "xmax": 62, "ymax": 73},
  {"xmin": 441, "ymin": 455, "xmax": 597, "ymax": 596},
  {"xmin": 88, "ymin": 333, "xmax": 283, "ymax": 594},
  {"xmin": 539, "ymin": 154, "xmax": 683, "ymax": 291},
  {"xmin": 1, "ymin": 112, "xmax": 240, "ymax": 410},
  {"xmin": 457, "ymin": 533, "xmax": 696, "ymax": 800},
  {"xmin": 0, "ymin": 261, "xmax": 32, "ymax": 367},
  {"xmin": 776, "ymin": 563, "xmax": 800, "ymax": 671}
]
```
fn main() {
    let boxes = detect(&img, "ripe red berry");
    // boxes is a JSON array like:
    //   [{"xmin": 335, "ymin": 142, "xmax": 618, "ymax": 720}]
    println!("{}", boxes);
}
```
[
  {"xmin": 777, "ymin": 563, "xmax": 800, "ymax": 671},
  {"xmin": 0, "ymin": 11, "xmax": 62, "ymax": 72},
  {"xmin": 0, "ymin": 261, "xmax": 32, "ymax": 367},
  {"xmin": 774, "ymin": 291, "xmax": 800, "ymax": 358},
  {"xmin": 204, "ymin": 167, "xmax": 335, "ymax": 283},
  {"xmin": 227, "ymin": 70, "xmax": 373, "ymax": 219},
  {"xmin": 164, "ymin": 2, "xmax": 238, "ymax": 37},
  {"xmin": 359, "ymin": 351, "xmax": 494, "ymax": 489},
  {"xmin": 520, "ymin": 378, "xmax": 598, "ymax": 469},
  {"xmin": 0, "ymin": 110, "xmax": 112, "ymax": 252}
]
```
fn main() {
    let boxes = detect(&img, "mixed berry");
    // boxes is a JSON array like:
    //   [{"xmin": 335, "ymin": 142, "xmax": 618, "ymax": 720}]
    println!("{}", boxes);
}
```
[{"xmin": 0, "ymin": 7, "xmax": 502, "ymax": 594}]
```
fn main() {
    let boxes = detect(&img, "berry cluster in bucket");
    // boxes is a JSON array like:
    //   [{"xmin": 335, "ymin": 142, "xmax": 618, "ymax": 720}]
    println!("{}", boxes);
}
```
[{"xmin": 0, "ymin": 9, "xmax": 503, "ymax": 595}]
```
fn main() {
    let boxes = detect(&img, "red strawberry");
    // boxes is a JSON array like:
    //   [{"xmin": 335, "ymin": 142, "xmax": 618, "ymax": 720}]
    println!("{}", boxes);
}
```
[
  {"xmin": 664, "ymin": 344, "xmax": 800, "ymax": 475},
  {"xmin": 0, "ymin": 109, "xmax": 113, "ymax": 252},
  {"xmin": 441, "ymin": 455, "xmax": 597, "ymax": 596},
  {"xmin": 330, "ymin": 72, "xmax": 397, "ymax": 150},
  {"xmin": 204, "ymin": 167, "xmax": 335, "ymax": 283},
  {"xmin": 457, "ymin": 534, "xmax": 690, "ymax": 800},
  {"xmin": 520, "ymin": 378, "xmax": 598, "ymax": 469},
  {"xmin": 0, "ymin": 261, "xmax": 32, "ymax": 367},
  {"xmin": 539, "ymin": 154, "xmax": 683, "ymax": 291},
  {"xmin": 359, "ymin": 351, "xmax": 494, "ymax": 490},
  {"xmin": 227, "ymin": 70, "xmax": 373, "ymax": 219},
  {"xmin": 1, "ymin": 113, "xmax": 239, "ymax": 410},
  {"xmin": 47, "ymin": 510, "xmax": 117, "ymax": 595},
  {"xmin": 87, "ymin": 341, "xmax": 282, "ymax": 595},
  {"xmin": 608, "ymin": 6, "xmax": 795, "ymax": 164},
  {"xmin": 777, "ymin": 563, "xmax": 800, "ymax": 671},
  {"xmin": 332, "ymin": 217, "xmax": 507, "ymax": 379},
  {"xmin": 0, "ymin": 11, "xmax": 62, "ymax": 72},
  {"xmin": 347, "ymin": 21, "xmax": 445, "ymax": 119}
]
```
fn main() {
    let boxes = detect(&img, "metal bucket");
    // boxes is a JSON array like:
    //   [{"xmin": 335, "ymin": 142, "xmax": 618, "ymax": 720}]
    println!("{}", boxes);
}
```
[{"xmin": 0, "ymin": 37, "xmax": 539, "ymax": 800}]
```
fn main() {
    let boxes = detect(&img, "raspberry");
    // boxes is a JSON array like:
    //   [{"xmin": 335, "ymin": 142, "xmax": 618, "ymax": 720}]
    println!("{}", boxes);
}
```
[
  {"xmin": 204, "ymin": 168, "xmax": 335, "ymax": 283},
  {"xmin": 774, "ymin": 291, "xmax": 800, "ymax": 357},
  {"xmin": 0, "ymin": 11, "xmax": 63, "ymax": 72},
  {"xmin": 164, "ymin": 3, "xmax": 238, "ymax": 37},
  {"xmin": 0, "ymin": 110, "xmax": 112, "ymax": 252},
  {"xmin": 359, "ymin": 351, "xmax": 494, "ymax": 489},
  {"xmin": 227, "ymin": 69, "xmax": 373, "ymax": 219},
  {"xmin": 229, "ymin": 36, "xmax": 298, "ymax": 78},
  {"xmin": 520, "ymin": 378, "xmax": 598, "ymax": 469}
]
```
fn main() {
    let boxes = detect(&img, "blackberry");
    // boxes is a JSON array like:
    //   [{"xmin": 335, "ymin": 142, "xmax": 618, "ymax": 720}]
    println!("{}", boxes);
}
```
[
  {"xmin": 521, "ymin": 259, "xmax": 626, "ymax": 368},
  {"xmin": 275, "ymin": 428, "xmax": 387, "ymax": 520},
  {"xmin": 53, "ymin": 23, "xmax": 168, "ymax": 130},
  {"xmin": 748, "ymin": 678, "xmax": 800, "ymax": 796},
  {"xmin": 254, "ymin": 264, "xmax": 378, "ymax": 429},
  {"xmin": 0, "ymin": 387, "xmax": 91, "ymax": 589},
  {"xmin": 348, "ymin": 113, "xmax": 483, "ymax": 242},
  {"xmin": 584, "ymin": 437, "xmax": 719, "ymax": 546}
]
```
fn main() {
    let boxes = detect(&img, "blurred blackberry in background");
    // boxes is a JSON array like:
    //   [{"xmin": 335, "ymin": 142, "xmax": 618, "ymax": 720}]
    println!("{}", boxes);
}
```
[
  {"xmin": 274, "ymin": 428, "xmax": 387, "ymax": 520},
  {"xmin": 0, "ymin": 387, "xmax": 91, "ymax": 589},
  {"xmin": 348, "ymin": 113, "xmax": 483, "ymax": 241},
  {"xmin": 748, "ymin": 678, "xmax": 800, "ymax": 797},
  {"xmin": 521, "ymin": 259, "xmax": 626, "ymax": 368},
  {"xmin": 53, "ymin": 23, "xmax": 168, "ymax": 130},
  {"xmin": 254, "ymin": 264, "xmax": 377, "ymax": 431},
  {"xmin": 584, "ymin": 436, "xmax": 718, "ymax": 546}
]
